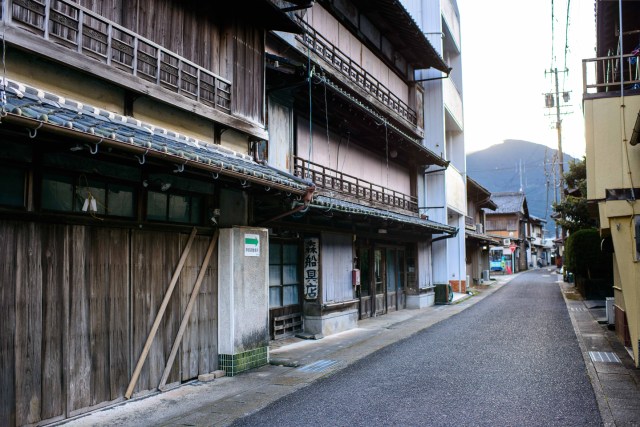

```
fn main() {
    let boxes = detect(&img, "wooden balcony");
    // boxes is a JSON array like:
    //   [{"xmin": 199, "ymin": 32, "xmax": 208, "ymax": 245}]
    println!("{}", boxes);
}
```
[
  {"xmin": 7, "ymin": 0, "xmax": 231, "ymax": 112},
  {"xmin": 295, "ymin": 18, "xmax": 417, "ymax": 127},
  {"xmin": 294, "ymin": 156, "xmax": 418, "ymax": 213}
]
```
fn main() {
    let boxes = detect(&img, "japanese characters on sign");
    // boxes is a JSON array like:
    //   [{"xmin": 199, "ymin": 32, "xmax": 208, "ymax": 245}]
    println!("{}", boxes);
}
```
[
  {"xmin": 304, "ymin": 237, "xmax": 319, "ymax": 300},
  {"xmin": 244, "ymin": 234, "xmax": 260, "ymax": 257}
]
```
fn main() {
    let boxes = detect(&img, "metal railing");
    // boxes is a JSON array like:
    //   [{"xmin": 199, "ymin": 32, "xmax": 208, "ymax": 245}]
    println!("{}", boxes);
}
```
[
  {"xmin": 295, "ymin": 18, "xmax": 417, "ymax": 126},
  {"xmin": 7, "ymin": 0, "xmax": 232, "ymax": 112},
  {"xmin": 294, "ymin": 156, "xmax": 418, "ymax": 213},
  {"xmin": 583, "ymin": 52, "xmax": 640, "ymax": 94}
]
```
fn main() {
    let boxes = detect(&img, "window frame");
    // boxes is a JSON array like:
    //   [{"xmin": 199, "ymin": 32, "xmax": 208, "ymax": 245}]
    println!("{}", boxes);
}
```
[{"xmin": 269, "ymin": 240, "xmax": 302, "ymax": 309}]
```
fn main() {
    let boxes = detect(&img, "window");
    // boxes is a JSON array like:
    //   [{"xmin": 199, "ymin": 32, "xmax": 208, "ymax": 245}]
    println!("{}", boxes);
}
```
[
  {"xmin": 146, "ymin": 191, "xmax": 202, "ymax": 224},
  {"xmin": 269, "ymin": 242, "xmax": 300, "ymax": 308},
  {"xmin": 0, "ymin": 166, "xmax": 26, "ymax": 208},
  {"xmin": 41, "ymin": 173, "xmax": 135, "ymax": 217}
]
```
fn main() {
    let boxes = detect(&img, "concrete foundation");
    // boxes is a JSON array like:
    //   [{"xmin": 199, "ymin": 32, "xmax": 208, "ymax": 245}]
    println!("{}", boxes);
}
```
[
  {"xmin": 304, "ymin": 309, "xmax": 358, "ymax": 336},
  {"xmin": 406, "ymin": 292, "xmax": 435, "ymax": 309}
]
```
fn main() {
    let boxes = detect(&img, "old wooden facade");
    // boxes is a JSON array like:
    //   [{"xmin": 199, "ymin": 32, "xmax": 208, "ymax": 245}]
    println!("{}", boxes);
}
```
[
  {"xmin": 464, "ymin": 177, "xmax": 498, "ymax": 287},
  {"xmin": 0, "ymin": 0, "xmax": 305, "ymax": 425},
  {"xmin": 258, "ymin": 0, "xmax": 456, "ymax": 338},
  {"xmin": 485, "ymin": 191, "xmax": 531, "ymax": 273}
]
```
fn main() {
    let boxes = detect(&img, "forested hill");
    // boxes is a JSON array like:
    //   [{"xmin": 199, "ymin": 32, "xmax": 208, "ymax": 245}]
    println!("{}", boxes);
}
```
[{"xmin": 466, "ymin": 139, "xmax": 576, "ymax": 236}]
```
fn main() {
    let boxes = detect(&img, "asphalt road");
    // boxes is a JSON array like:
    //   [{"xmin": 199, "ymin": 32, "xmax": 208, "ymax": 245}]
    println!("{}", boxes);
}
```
[{"xmin": 233, "ymin": 270, "xmax": 602, "ymax": 427}]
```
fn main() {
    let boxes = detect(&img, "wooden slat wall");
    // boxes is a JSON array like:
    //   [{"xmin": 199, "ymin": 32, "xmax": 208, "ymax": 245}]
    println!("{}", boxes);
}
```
[
  {"xmin": 0, "ymin": 222, "xmax": 218, "ymax": 426},
  {"xmin": 179, "ymin": 235, "xmax": 218, "ymax": 381},
  {"xmin": 233, "ymin": 23, "xmax": 265, "ymax": 124},
  {"xmin": 131, "ymin": 230, "xmax": 181, "ymax": 393},
  {"xmin": 0, "ymin": 222, "xmax": 17, "ymax": 427}
]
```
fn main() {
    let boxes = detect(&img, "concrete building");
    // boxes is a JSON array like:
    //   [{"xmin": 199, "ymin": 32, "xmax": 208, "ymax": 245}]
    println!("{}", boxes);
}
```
[
  {"xmin": 402, "ymin": 0, "xmax": 467, "ymax": 292},
  {"xmin": 582, "ymin": 1, "xmax": 640, "ymax": 365}
]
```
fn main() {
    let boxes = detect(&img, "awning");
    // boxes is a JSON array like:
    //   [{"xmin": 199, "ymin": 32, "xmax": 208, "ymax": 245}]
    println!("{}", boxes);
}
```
[
  {"xmin": 465, "ymin": 229, "xmax": 500, "ymax": 245},
  {"xmin": 1, "ymin": 79, "xmax": 311, "ymax": 194},
  {"xmin": 310, "ymin": 195, "xmax": 457, "ymax": 235}
]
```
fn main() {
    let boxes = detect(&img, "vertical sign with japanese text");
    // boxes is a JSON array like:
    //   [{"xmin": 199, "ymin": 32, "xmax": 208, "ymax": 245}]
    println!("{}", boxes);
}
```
[{"xmin": 304, "ymin": 237, "xmax": 319, "ymax": 300}]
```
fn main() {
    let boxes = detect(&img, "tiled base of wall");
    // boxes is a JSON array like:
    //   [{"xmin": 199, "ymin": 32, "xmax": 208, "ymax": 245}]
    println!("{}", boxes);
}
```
[
  {"xmin": 218, "ymin": 347, "xmax": 268, "ymax": 376},
  {"xmin": 449, "ymin": 280, "xmax": 466, "ymax": 293}
]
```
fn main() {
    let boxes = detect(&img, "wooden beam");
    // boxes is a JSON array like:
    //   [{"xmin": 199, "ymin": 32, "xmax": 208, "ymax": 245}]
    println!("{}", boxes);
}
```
[
  {"xmin": 158, "ymin": 230, "xmax": 219, "ymax": 390},
  {"xmin": 124, "ymin": 227, "xmax": 198, "ymax": 399}
]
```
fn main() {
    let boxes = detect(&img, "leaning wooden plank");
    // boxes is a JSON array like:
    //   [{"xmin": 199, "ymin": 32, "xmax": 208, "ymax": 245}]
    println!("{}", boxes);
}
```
[
  {"xmin": 125, "ymin": 227, "xmax": 198, "ymax": 399},
  {"xmin": 158, "ymin": 230, "xmax": 219, "ymax": 390}
]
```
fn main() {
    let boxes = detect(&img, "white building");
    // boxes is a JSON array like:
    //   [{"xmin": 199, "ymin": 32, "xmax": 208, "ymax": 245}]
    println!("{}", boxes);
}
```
[{"xmin": 402, "ymin": 0, "xmax": 467, "ymax": 292}]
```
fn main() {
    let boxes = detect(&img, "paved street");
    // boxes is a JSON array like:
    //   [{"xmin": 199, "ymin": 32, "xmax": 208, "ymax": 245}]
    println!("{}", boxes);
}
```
[{"xmin": 233, "ymin": 270, "xmax": 601, "ymax": 427}]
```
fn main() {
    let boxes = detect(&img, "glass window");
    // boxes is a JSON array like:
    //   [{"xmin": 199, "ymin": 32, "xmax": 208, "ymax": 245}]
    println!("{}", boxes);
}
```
[
  {"xmin": 168, "ymin": 194, "xmax": 190, "ymax": 223},
  {"xmin": 269, "ymin": 241, "xmax": 301, "ymax": 308},
  {"xmin": 108, "ymin": 184, "xmax": 135, "ymax": 217},
  {"xmin": 147, "ymin": 191, "xmax": 168, "ymax": 221},
  {"xmin": 42, "ymin": 173, "xmax": 74, "ymax": 211},
  {"xmin": 0, "ymin": 167, "xmax": 26, "ymax": 207},
  {"xmin": 147, "ymin": 191, "xmax": 202, "ymax": 225},
  {"xmin": 42, "ymin": 173, "xmax": 135, "ymax": 218}
]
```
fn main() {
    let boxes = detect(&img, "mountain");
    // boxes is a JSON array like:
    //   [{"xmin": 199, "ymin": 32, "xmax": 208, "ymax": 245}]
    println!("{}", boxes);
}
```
[{"xmin": 466, "ymin": 139, "xmax": 576, "ymax": 236}]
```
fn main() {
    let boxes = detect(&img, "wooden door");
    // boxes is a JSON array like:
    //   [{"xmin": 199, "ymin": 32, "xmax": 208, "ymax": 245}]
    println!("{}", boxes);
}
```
[
  {"xmin": 386, "ymin": 248, "xmax": 397, "ymax": 311},
  {"xmin": 373, "ymin": 248, "xmax": 386, "ymax": 315},
  {"xmin": 357, "ymin": 247, "xmax": 373, "ymax": 319}
]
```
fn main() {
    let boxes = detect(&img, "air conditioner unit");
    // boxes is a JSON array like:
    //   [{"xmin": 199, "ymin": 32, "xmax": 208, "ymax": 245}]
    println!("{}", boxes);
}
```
[
  {"xmin": 475, "ymin": 223, "xmax": 483, "ymax": 233},
  {"xmin": 503, "ymin": 238, "xmax": 511, "ymax": 246}
]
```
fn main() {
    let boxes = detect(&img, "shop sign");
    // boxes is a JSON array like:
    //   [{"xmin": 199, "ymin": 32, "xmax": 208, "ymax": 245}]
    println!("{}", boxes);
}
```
[{"xmin": 304, "ymin": 237, "xmax": 319, "ymax": 300}]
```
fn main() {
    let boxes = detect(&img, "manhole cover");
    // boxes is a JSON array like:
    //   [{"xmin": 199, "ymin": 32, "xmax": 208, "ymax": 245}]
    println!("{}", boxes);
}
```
[
  {"xmin": 589, "ymin": 351, "xmax": 621, "ymax": 363},
  {"xmin": 298, "ymin": 359, "xmax": 339, "ymax": 373}
]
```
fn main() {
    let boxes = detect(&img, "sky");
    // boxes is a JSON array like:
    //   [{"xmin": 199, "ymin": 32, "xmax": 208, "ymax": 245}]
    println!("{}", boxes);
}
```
[{"xmin": 457, "ymin": 0, "xmax": 596, "ymax": 159}]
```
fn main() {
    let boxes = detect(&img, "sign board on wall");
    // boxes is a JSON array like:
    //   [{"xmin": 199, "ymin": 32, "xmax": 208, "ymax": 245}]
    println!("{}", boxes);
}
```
[
  {"xmin": 244, "ymin": 234, "xmax": 260, "ymax": 256},
  {"xmin": 303, "ymin": 237, "xmax": 319, "ymax": 300}
]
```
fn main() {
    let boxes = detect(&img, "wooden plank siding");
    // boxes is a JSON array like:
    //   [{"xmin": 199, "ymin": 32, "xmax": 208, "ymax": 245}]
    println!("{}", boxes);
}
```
[{"xmin": 0, "ymin": 221, "xmax": 218, "ymax": 425}]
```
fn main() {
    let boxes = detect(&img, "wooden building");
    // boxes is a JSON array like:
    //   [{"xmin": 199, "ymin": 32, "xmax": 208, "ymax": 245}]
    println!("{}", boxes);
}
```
[
  {"xmin": 259, "ymin": 0, "xmax": 456, "ymax": 339},
  {"xmin": 0, "ymin": 0, "xmax": 309, "ymax": 425},
  {"xmin": 484, "ymin": 191, "xmax": 531, "ymax": 273},
  {"xmin": 464, "ymin": 177, "xmax": 498, "ymax": 287}
]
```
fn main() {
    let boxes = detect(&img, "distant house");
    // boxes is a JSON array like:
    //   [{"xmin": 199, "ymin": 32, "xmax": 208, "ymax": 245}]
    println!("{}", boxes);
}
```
[
  {"xmin": 484, "ymin": 191, "xmax": 530, "ymax": 273},
  {"xmin": 465, "ymin": 177, "xmax": 498, "ymax": 286},
  {"xmin": 529, "ymin": 215, "xmax": 551, "ymax": 267}
]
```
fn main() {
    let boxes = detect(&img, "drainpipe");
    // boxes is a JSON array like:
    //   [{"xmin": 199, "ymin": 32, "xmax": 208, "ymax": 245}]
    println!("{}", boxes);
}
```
[
  {"xmin": 260, "ymin": 185, "xmax": 315, "ymax": 224},
  {"xmin": 431, "ymin": 227, "xmax": 459, "ymax": 243}
]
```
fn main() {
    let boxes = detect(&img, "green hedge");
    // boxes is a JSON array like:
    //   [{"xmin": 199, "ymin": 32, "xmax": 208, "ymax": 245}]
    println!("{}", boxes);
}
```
[{"xmin": 564, "ymin": 228, "xmax": 609, "ymax": 278}]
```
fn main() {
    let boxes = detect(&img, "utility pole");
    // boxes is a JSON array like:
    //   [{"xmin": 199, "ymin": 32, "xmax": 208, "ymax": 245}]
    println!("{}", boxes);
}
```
[
  {"xmin": 553, "ymin": 68, "xmax": 565, "ymax": 203},
  {"xmin": 544, "ymin": 67, "xmax": 571, "ymax": 238}
]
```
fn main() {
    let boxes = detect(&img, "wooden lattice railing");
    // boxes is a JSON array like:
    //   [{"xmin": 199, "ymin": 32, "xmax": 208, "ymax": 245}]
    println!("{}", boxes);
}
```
[
  {"xmin": 7, "ymin": 0, "xmax": 231, "ymax": 112},
  {"xmin": 294, "ymin": 156, "xmax": 418, "ymax": 213},
  {"xmin": 296, "ymin": 18, "xmax": 417, "ymax": 126}
]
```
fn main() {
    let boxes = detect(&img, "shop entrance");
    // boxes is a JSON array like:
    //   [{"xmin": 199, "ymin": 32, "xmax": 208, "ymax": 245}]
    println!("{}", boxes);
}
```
[{"xmin": 357, "ymin": 245, "xmax": 408, "ymax": 319}]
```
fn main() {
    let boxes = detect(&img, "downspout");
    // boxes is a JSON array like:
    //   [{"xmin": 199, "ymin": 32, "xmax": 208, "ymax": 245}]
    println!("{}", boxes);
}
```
[
  {"xmin": 260, "ymin": 185, "xmax": 315, "ymax": 224},
  {"xmin": 431, "ymin": 227, "xmax": 459, "ymax": 243}
]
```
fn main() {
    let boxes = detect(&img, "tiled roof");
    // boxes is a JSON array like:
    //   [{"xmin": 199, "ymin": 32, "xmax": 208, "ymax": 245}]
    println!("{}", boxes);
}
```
[
  {"xmin": 465, "ymin": 229, "xmax": 500, "ymax": 244},
  {"xmin": 311, "ymin": 195, "xmax": 456, "ymax": 235},
  {"xmin": 487, "ymin": 191, "xmax": 526, "ymax": 215},
  {"xmin": 0, "ymin": 79, "xmax": 311, "ymax": 193}
]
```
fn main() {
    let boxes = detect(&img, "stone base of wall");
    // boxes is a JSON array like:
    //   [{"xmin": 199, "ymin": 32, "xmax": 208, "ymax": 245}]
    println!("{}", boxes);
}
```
[
  {"xmin": 449, "ymin": 280, "xmax": 467, "ymax": 293},
  {"xmin": 218, "ymin": 346, "xmax": 268, "ymax": 377},
  {"xmin": 406, "ymin": 292, "xmax": 435, "ymax": 309},
  {"xmin": 304, "ymin": 309, "xmax": 358, "ymax": 337}
]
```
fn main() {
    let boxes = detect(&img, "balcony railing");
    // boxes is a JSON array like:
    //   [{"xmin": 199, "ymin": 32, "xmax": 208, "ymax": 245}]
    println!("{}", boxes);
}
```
[
  {"xmin": 7, "ymin": 0, "xmax": 231, "ymax": 112},
  {"xmin": 294, "ymin": 156, "xmax": 418, "ymax": 213},
  {"xmin": 583, "ymin": 53, "xmax": 640, "ymax": 94},
  {"xmin": 295, "ymin": 18, "xmax": 417, "ymax": 126}
]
